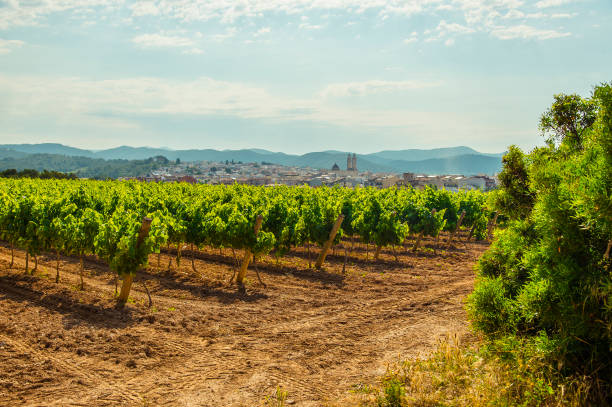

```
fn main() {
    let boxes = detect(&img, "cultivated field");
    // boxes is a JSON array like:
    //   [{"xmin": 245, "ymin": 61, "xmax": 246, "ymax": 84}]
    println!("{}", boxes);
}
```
[{"xmin": 0, "ymin": 233, "xmax": 487, "ymax": 406}]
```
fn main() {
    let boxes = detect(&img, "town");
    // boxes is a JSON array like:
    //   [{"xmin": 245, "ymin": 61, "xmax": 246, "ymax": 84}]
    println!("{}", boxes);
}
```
[{"xmin": 124, "ymin": 153, "xmax": 498, "ymax": 191}]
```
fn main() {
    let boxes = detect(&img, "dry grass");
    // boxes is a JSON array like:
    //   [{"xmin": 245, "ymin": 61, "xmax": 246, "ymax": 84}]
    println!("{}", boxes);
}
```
[{"xmin": 335, "ymin": 335, "xmax": 594, "ymax": 407}]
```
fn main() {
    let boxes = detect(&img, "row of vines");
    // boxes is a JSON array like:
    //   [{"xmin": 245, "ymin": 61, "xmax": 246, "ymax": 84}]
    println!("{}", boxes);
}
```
[{"xmin": 0, "ymin": 179, "xmax": 491, "ymax": 302}]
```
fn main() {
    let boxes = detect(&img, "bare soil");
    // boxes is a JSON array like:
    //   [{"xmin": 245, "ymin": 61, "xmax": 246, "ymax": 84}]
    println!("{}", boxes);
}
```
[{"xmin": 0, "ymin": 233, "xmax": 488, "ymax": 406}]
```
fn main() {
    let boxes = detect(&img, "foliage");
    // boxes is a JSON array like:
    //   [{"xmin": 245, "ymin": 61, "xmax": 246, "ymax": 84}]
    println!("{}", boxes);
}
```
[
  {"xmin": 468, "ymin": 82, "xmax": 612, "ymax": 403},
  {"xmin": 0, "ymin": 168, "xmax": 77, "ymax": 179},
  {"xmin": 540, "ymin": 93, "xmax": 597, "ymax": 150},
  {"xmin": 491, "ymin": 145, "xmax": 535, "ymax": 220},
  {"xmin": 0, "ymin": 178, "xmax": 489, "ymax": 279}
]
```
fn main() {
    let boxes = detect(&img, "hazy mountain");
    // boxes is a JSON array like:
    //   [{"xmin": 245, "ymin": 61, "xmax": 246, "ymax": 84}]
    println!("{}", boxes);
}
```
[
  {"xmin": 386, "ymin": 154, "xmax": 502, "ymax": 175},
  {"xmin": 0, "ymin": 153, "xmax": 167, "ymax": 179},
  {"xmin": 0, "ymin": 143, "xmax": 504, "ymax": 175},
  {"xmin": 93, "ymin": 146, "xmax": 171, "ymax": 160},
  {"xmin": 0, "ymin": 149, "xmax": 30, "ymax": 160},
  {"xmin": 1, "ymin": 143, "xmax": 94, "ymax": 157},
  {"xmin": 366, "ymin": 146, "xmax": 488, "ymax": 162}
]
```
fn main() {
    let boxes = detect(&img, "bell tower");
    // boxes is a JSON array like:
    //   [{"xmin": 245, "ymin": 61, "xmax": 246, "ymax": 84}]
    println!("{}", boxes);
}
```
[
  {"xmin": 347, "ymin": 153, "xmax": 352, "ymax": 171},
  {"xmin": 352, "ymin": 153, "xmax": 357, "ymax": 172}
]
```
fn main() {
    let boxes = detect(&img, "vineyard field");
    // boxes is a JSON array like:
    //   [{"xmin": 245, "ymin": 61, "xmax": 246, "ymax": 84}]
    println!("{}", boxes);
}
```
[
  {"xmin": 0, "ymin": 230, "xmax": 489, "ymax": 406},
  {"xmin": 0, "ymin": 179, "xmax": 494, "ymax": 405}
]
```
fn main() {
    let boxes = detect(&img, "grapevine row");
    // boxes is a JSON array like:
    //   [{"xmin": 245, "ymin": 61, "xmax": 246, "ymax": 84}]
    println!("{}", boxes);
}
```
[{"xmin": 0, "ymin": 179, "xmax": 491, "ymax": 302}]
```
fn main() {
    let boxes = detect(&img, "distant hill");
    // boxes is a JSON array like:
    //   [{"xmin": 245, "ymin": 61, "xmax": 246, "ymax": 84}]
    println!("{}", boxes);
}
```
[
  {"xmin": 365, "ymin": 146, "xmax": 503, "ymax": 162},
  {"xmin": 0, "ymin": 143, "xmax": 504, "ymax": 175},
  {"xmin": 384, "ymin": 154, "xmax": 503, "ymax": 175},
  {"xmin": 0, "ymin": 149, "xmax": 30, "ymax": 160},
  {"xmin": 0, "ymin": 153, "xmax": 167, "ymax": 179},
  {"xmin": 1, "ymin": 143, "xmax": 94, "ymax": 157}
]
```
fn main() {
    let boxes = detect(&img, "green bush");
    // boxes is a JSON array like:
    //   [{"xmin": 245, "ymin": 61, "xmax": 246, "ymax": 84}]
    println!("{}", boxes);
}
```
[{"xmin": 467, "ymin": 82, "xmax": 612, "ymax": 403}]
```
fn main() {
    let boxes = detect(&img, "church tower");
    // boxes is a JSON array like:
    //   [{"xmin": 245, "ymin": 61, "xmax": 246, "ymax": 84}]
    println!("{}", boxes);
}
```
[
  {"xmin": 347, "ymin": 153, "xmax": 352, "ymax": 171},
  {"xmin": 352, "ymin": 153, "xmax": 357, "ymax": 172}
]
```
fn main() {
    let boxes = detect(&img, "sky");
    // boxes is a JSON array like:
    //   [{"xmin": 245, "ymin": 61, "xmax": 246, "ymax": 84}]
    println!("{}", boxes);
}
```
[{"xmin": 0, "ymin": 0, "xmax": 611, "ymax": 154}]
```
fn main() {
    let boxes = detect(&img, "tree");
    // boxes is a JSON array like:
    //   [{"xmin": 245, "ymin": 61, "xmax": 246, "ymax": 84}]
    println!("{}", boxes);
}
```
[
  {"xmin": 540, "ymin": 93, "xmax": 597, "ymax": 150},
  {"xmin": 468, "ymin": 83, "xmax": 612, "ymax": 403},
  {"xmin": 491, "ymin": 145, "xmax": 534, "ymax": 220}
]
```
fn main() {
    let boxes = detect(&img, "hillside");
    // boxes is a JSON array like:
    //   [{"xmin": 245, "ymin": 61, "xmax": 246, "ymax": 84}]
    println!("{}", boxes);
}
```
[
  {"xmin": 0, "ymin": 153, "xmax": 167, "ymax": 179},
  {"xmin": 0, "ymin": 144, "xmax": 504, "ymax": 175}
]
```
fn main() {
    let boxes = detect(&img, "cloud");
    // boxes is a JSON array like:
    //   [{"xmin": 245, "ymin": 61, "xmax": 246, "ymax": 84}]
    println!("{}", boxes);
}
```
[
  {"xmin": 299, "ymin": 22, "xmax": 322, "ymax": 30},
  {"xmin": 0, "ymin": 0, "xmax": 579, "ymax": 46},
  {"xmin": 254, "ymin": 27, "xmax": 271, "ymax": 37},
  {"xmin": 437, "ymin": 20, "xmax": 475, "ymax": 34},
  {"xmin": 130, "ymin": 1, "xmax": 160, "ymax": 16},
  {"xmin": 320, "ymin": 80, "xmax": 442, "ymax": 98},
  {"xmin": 0, "ymin": 74, "xmax": 450, "ymax": 132},
  {"xmin": 490, "ymin": 24, "xmax": 571, "ymax": 40},
  {"xmin": 551, "ymin": 12, "xmax": 577, "ymax": 18},
  {"xmin": 425, "ymin": 19, "xmax": 475, "ymax": 43},
  {"xmin": 132, "ymin": 33, "xmax": 195, "ymax": 48},
  {"xmin": 501, "ymin": 9, "xmax": 525, "ymax": 19},
  {"xmin": 404, "ymin": 31, "xmax": 419, "ymax": 44},
  {"xmin": 535, "ymin": 0, "xmax": 576, "ymax": 8},
  {"xmin": 0, "ymin": 0, "xmax": 123, "ymax": 30},
  {"xmin": 210, "ymin": 27, "xmax": 238, "ymax": 42},
  {"xmin": 0, "ymin": 39, "xmax": 25, "ymax": 55},
  {"xmin": 182, "ymin": 48, "xmax": 204, "ymax": 55}
]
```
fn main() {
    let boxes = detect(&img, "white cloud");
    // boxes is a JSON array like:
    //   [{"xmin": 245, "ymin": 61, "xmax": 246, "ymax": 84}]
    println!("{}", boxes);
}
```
[
  {"xmin": 0, "ymin": 0, "xmax": 123, "ymax": 30},
  {"xmin": 132, "ymin": 33, "xmax": 195, "ymax": 49},
  {"xmin": 254, "ymin": 27, "xmax": 271, "ymax": 37},
  {"xmin": 437, "ymin": 20, "xmax": 475, "ymax": 34},
  {"xmin": 491, "ymin": 24, "xmax": 571, "ymax": 40},
  {"xmin": 130, "ymin": 2, "xmax": 160, "ymax": 17},
  {"xmin": 0, "ymin": 39, "xmax": 25, "ymax": 55},
  {"xmin": 425, "ymin": 19, "xmax": 474, "ymax": 43},
  {"xmin": 525, "ymin": 12, "xmax": 547, "ymax": 19},
  {"xmin": 445, "ymin": 38, "xmax": 455, "ymax": 46},
  {"xmin": 299, "ymin": 23, "xmax": 322, "ymax": 30},
  {"xmin": 536, "ymin": 0, "xmax": 575, "ymax": 8},
  {"xmin": 502, "ymin": 9, "xmax": 525, "ymax": 19},
  {"xmin": 0, "ymin": 0, "xmax": 578, "ymax": 45},
  {"xmin": 320, "ymin": 80, "xmax": 442, "ymax": 98},
  {"xmin": 0, "ymin": 74, "xmax": 448, "ymax": 130},
  {"xmin": 211, "ymin": 27, "xmax": 238, "ymax": 42},
  {"xmin": 182, "ymin": 48, "xmax": 204, "ymax": 55},
  {"xmin": 403, "ymin": 31, "xmax": 419, "ymax": 44},
  {"xmin": 551, "ymin": 12, "xmax": 577, "ymax": 18}
]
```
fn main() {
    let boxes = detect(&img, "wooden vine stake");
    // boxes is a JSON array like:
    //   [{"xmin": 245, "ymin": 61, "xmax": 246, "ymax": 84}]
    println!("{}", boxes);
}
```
[
  {"xmin": 236, "ymin": 215, "xmax": 263, "ymax": 288},
  {"xmin": 604, "ymin": 240, "xmax": 612, "ymax": 260},
  {"xmin": 118, "ymin": 217, "xmax": 152, "ymax": 305},
  {"xmin": 447, "ymin": 210, "xmax": 466, "ymax": 249},
  {"xmin": 374, "ymin": 245, "xmax": 382, "ymax": 261},
  {"xmin": 315, "ymin": 214, "xmax": 345, "ymax": 269},
  {"xmin": 412, "ymin": 232, "xmax": 424, "ymax": 252},
  {"xmin": 487, "ymin": 211, "xmax": 499, "ymax": 240}
]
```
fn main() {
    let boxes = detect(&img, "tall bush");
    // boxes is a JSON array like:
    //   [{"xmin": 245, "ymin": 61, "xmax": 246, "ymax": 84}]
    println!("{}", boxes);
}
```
[{"xmin": 467, "ymin": 83, "xmax": 612, "ymax": 402}]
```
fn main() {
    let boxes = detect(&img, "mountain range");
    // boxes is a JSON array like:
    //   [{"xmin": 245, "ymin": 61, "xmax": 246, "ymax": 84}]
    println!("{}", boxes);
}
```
[{"xmin": 0, "ymin": 143, "xmax": 505, "ymax": 175}]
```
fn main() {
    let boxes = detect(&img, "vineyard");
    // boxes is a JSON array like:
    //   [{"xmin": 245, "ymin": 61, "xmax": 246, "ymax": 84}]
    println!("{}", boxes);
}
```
[
  {"xmin": 0, "ymin": 179, "xmax": 493, "ymax": 406},
  {"xmin": 0, "ymin": 179, "xmax": 492, "ymax": 302}
]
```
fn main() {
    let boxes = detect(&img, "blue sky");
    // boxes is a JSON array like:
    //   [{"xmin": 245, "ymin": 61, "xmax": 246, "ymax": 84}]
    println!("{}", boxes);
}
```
[{"xmin": 0, "ymin": 0, "xmax": 610, "ymax": 154}]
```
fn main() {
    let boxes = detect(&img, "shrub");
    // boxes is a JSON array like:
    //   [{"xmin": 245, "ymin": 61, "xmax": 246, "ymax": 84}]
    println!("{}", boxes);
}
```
[{"xmin": 467, "ymin": 82, "xmax": 612, "ymax": 403}]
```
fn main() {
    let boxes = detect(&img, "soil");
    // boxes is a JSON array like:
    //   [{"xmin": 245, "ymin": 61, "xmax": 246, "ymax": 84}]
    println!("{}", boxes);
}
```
[{"xmin": 0, "ymin": 232, "xmax": 488, "ymax": 406}]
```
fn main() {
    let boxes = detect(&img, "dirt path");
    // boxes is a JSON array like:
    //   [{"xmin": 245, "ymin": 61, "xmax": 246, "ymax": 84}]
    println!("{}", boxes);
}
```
[{"xmin": 0, "ymin": 234, "xmax": 488, "ymax": 406}]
